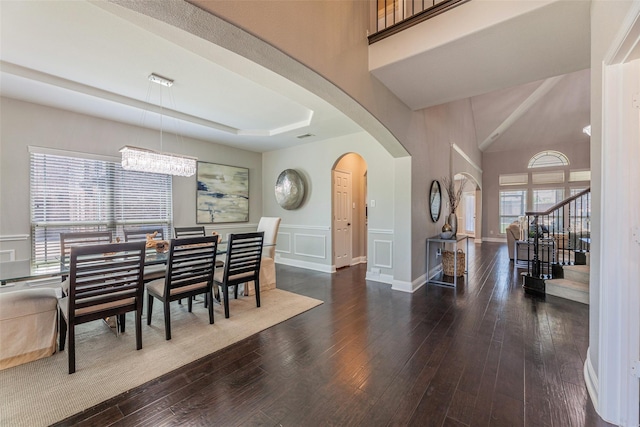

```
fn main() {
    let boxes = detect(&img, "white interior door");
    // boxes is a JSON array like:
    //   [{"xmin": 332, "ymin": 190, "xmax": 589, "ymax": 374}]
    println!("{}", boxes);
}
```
[
  {"xmin": 333, "ymin": 170, "xmax": 352, "ymax": 269},
  {"xmin": 464, "ymin": 192, "xmax": 475, "ymax": 236}
]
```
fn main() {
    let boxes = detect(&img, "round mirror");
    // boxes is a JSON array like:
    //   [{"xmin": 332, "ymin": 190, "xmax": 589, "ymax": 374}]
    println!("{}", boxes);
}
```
[
  {"xmin": 429, "ymin": 180, "xmax": 442, "ymax": 222},
  {"xmin": 275, "ymin": 169, "xmax": 305, "ymax": 210}
]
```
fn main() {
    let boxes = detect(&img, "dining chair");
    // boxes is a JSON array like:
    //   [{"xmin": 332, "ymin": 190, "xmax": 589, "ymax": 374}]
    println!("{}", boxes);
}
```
[
  {"xmin": 146, "ymin": 236, "xmax": 218, "ymax": 340},
  {"xmin": 123, "ymin": 226, "xmax": 167, "ymax": 283},
  {"xmin": 174, "ymin": 226, "xmax": 205, "ymax": 239},
  {"xmin": 214, "ymin": 232, "xmax": 264, "ymax": 319},
  {"xmin": 244, "ymin": 217, "xmax": 281, "ymax": 296},
  {"xmin": 58, "ymin": 241, "xmax": 146, "ymax": 374},
  {"xmin": 123, "ymin": 226, "xmax": 165, "ymax": 243},
  {"xmin": 59, "ymin": 231, "xmax": 113, "ymax": 295}
]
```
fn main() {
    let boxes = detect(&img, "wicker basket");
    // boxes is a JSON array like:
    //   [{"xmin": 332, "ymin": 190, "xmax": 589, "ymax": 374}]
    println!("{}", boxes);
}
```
[{"xmin": 442, "ymin": 249, "xmax": 465, "ymax": 276}]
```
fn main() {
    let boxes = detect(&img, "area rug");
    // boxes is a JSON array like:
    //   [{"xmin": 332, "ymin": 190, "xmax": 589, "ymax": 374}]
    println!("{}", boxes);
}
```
[{"xmin": 0, "ymin": 289, "xmax": 322, "ymax": 427}]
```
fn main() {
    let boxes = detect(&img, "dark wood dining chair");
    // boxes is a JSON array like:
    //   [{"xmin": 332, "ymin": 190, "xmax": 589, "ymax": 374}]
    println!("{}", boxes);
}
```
[
  {"xmin": 174, "ymin": 226, "xmax": 205, "ymax": 239},
  {"xmin": 59, "ymin": 231, "xmax": 113, "ymax": 295},
  {"xmin": 146, "ymin": 236, "xmax": 218, "ymax": 340},
  {"xmin": 123, "ymin": 226, "xmax": 165, "ymax": 243},
  {"xmin": 123, "ymin": 226, "xmax": 167, "ymax": 283},
  {"xmin": 214, "ymin": 232, "xmax": 264, "ymax": 319},
  {"xmin": 58, "ymin": 241, "xmax": 146, "ymax": 374}
]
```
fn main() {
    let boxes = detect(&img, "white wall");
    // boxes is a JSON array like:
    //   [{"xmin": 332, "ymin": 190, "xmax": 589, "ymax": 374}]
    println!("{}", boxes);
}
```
[{"xmin": 0, "ymin": 97, "xmax": 263, "ymax": 259}]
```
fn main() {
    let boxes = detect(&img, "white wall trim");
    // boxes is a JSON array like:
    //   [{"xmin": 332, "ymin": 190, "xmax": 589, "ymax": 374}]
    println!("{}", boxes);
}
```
[
  {"xmin": 0, "ymin": 234, "xmax": 29, "ymax": 242},
  {"xmin": 0, "ymin": 250, "xmax": 16, "ymax": 262},
  {"xmin": 584, "ymin": 347, "xmax": 599, "ymax": 413},
  {"xmin": 368, "ymin": 228, "xmax": 394, "ymax": 234},
  {"xmin": 28, "ymin": 145, "xmax": 119, "ymax": 163},
  {"xmin": 482, "ymin": 237, "xmax": 506, "ymax": 243},
  {"xmin": 452, "ymin": 143, "xmax": 483, "ymax": 173},
  {"xmin": 275, "ymin": 232, "xmax": 292, "ymax": 254},
  {"xmin": 281, "ymin": 224, "xmax": 331, "ymax": 231},
  {"xmin": 474, "ymin": 238, "xmax": 483, "ymax": 244},
  {"xmin": 294, "ymin": 233, "xmax": 326, "ymax": 259},
  {"xmin": 365, "ymin": 271, "xmax": 393, "ymax": 285},
  {"xmin": 351, "ymin": 256, "xmax": 367, "ymax": 266},
  {"xmin": 391, "ymin": 278, "xmax": 414, "ymax": 292},
  {"xmin": 373, "ymin": 239, "xmax": 393, "ymax": 268},
  {"xmin": 275, "ymin": 254, "xmax": 333, "ymax": 273}
]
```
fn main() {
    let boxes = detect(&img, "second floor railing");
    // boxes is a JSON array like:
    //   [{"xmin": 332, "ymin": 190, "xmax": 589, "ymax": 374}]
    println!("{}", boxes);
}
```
[{"xmin": 370, "ymin": 0, "xmax": 470, "ymax": 43}]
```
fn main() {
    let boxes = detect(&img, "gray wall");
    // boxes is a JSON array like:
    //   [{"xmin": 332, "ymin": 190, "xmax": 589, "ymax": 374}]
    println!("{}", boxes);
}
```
[
  {"xmin": 482, "ymin": 140, "xmax": 590, "ymax": 240},
  {"xmin": 0, "ymin": 97, "xmax": 263, "ymax": 260}
]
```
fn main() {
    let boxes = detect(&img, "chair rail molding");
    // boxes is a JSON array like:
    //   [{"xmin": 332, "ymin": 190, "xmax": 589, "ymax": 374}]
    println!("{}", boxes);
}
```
[{"xmin": 0, "ymin": 234, "xmax": 29, "ymax": 242}]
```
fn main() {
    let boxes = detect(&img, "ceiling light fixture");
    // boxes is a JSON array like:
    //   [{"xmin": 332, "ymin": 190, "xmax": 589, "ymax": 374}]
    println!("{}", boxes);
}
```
[
  {"xmin": 120, "ymin": 73, "xmax": 197, "ymax": 177},
  {"xmin": 583, "ymin": 125, "xmax": 591, "ymax": 136}
]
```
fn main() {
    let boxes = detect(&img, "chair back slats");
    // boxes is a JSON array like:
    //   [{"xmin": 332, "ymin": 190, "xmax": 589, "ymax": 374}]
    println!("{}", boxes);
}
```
[
  {"xmin": 165, "ymin": 236, "xmax": 218, "ymax": 294},
  {"xmin": 60, "ymin": 231, "xmax": 112, "ymax": 266},
  {"xmin": 124, "ymin": 227, "xmax": 165, "ymax": 242},
  {"xmin": 174, "ymin": 226, "xmax": 206, "ymax": 239},
  {"xmin": 68, "ymin": 241, "xmax": 145, "ymax": 322},
  {"xmin": 223, "ymin": 232, "xmax": 264, "ymax": 284}
]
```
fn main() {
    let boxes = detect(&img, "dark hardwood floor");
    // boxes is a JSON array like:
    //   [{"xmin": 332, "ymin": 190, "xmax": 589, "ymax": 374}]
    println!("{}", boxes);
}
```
[{"xmin": 54, "ymin": 242, "xmax": 612, "ymax": 427}]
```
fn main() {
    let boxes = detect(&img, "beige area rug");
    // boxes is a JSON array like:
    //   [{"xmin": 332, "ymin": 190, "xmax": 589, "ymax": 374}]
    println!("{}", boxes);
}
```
[{"xmin": 0, "ymin": 289, "xmax": 322, "ymax": 427}]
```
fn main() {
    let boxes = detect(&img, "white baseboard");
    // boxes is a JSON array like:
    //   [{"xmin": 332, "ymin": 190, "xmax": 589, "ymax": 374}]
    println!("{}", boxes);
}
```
[
  {"xmin": 274, "ymin": 255, "xmax": 334, "ymax": 273},
  {"xmin": 584, "ymin": 347, "xmax": 599, "ymax": 417},
  {"xmin": 365, "ymin": 272, "xmax": 393, "ymax": 285},
  {"xmin": 351, "ymin": 256, "xmax": 367, "ymax": 266},
  {"xmin": 482, "ymin": 237, "xmax": 507, "ymax": 243}
]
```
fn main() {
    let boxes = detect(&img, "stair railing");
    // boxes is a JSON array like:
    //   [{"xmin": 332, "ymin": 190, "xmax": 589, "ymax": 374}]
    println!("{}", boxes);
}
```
[{"xmin": 523, "ymin": 188, "xmax": 591, "ymax": 280}]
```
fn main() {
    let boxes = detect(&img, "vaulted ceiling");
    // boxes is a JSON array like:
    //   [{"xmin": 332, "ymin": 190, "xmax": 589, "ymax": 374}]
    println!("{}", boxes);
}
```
[{"xmin": 1, "ymin": 1, "xmax": 591, "ymax": 156}]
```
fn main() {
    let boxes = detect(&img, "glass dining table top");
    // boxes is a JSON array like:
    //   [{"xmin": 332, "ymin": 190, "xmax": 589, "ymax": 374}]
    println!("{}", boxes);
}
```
[{"xmin": 0, "ymin": 241, "xmax": 274, "ymax": 285}]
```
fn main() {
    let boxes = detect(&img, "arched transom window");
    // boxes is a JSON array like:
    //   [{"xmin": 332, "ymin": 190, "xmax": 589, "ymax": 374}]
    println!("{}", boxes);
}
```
[{"xmin": 528, "ymin": 151, "xmax": 569, "ymax": 168}]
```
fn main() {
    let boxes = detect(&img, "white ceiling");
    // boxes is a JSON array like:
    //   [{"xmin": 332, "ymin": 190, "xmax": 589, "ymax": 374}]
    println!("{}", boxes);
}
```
[
  {"xmin": 370, "ymin": 0, "xmax": 592, "ymax": 152},
  {"xmin": 1, "ymin": 0, "xmax": 592, "ymax": 156},
  {"xmin": 0, "ymin": 1, "xmax": 363, "ymax": 153}
]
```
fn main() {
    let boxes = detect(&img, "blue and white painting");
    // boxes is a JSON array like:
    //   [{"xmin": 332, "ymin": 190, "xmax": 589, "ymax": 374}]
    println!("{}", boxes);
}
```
[{"xmin": 197, "ymin": 162, "xmax": 249, "ymax": 223}]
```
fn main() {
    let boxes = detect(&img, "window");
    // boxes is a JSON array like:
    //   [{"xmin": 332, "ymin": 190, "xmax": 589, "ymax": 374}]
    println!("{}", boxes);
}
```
[
  {"xmin": 532, "ymin": 188, "xmax": 564, "ymax": 212},
  {"xmin": 499, "ymin": 190, "xmax": 526, "ymax": 233},
  {"xmin": 528, "ymin": 151, "xmax": 569, "ymax": 168},
  {"xmin": 499, "ymin": 173, "xmax": 528, "ymax": 186},
  {"xmin": 30, "ymin": 150, "xmax": 172, "ymax": 265}
]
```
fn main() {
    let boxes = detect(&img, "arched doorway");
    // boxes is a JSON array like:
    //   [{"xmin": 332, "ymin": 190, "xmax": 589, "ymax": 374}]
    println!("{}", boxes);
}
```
[
  {"xmin": 332, "ymin": 153, "xmax": 368, "ymax": 270},
  {"xmin": 455, "ymin": 172, "xmax": 482, "ymax": 243}
]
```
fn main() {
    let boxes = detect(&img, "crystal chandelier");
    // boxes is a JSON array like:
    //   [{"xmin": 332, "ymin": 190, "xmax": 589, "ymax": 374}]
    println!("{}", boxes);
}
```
[
  {"xmin": 121, "ymin": 73, "xmax": 197, "ymax": 177},
  {"xmin": 120, "ymin": 146, "xmax": 196, "ymax": 177}
]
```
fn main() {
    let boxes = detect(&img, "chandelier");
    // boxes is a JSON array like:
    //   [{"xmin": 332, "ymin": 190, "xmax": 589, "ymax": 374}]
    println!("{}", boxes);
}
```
[{"xmin": 121, "ymin": 73, "xmax": 197, "ymax": 177}]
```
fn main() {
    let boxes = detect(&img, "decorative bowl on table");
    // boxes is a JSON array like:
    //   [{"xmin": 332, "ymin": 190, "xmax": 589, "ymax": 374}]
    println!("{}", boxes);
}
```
[{"xmin": 440, "ymin": 230, "xmax": 454, "ymax": 239}]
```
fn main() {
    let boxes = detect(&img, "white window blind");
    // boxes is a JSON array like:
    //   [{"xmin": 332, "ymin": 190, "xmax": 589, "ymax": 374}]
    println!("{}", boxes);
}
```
[
  {"xmin": 532, "ymin": 171, "xmax": 565, "ymax": 184},
  {"xmin": 30, "ymin": 152, "xmax": 172, "ymax": 265},
  {"xmin": 499, "ymin": 173, "xmax": 528, "ymax": 186}
]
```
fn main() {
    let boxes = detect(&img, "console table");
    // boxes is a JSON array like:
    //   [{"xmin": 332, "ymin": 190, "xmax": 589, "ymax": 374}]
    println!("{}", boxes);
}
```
[{"xmin": 426, "ymin": 234, "xmax": 469, "ymax": 288}]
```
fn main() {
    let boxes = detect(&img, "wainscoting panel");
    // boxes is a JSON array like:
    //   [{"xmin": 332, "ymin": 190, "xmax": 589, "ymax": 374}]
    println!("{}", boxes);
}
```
[
  {"xmin": 0, "ymin": 250, "xmax": 15, "ymax": 262},
  {"xmin": 294, "ymin": 234, "xmax": 326, "ymax": 259},
  {"xmin": 276, "ymin": 232, "xmax": 292, "ymax": 254},
  {"xmin": 373, "ymin": 239, "xmax": 393, "ymax": 269}
]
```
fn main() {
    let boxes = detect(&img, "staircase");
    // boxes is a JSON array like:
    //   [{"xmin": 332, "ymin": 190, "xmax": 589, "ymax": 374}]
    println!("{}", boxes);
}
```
[
  {"xmin": 545, "ymin": 260, "xmax": 589, "ymax": 305},
  {"xmin": 521, "ymin": 188, "xmax": 591, "ymax": 303}
]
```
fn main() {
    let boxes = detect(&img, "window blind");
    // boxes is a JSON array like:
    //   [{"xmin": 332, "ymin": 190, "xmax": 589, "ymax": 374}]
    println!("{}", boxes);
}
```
[{"xmin": 30, "ymin": 152, "xmax": 172, "ymax": 265}]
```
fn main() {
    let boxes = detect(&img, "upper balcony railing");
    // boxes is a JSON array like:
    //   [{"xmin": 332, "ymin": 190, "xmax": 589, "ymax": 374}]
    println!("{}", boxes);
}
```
[{"xmin": 369, "ymin": 0, "xmax": 470, "ymax": 44}]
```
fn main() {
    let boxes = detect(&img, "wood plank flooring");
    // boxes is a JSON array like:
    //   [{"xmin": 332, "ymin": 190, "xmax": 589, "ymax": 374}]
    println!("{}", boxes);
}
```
[{"xmin": 53, "ymin": 242, "xmax": 613, "ymax": 426}]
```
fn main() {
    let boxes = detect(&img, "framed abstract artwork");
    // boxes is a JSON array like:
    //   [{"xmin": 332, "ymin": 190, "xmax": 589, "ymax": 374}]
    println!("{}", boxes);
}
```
[{"xmin": 196, "ymin": 162, "xmax": 249, "ymax": 223}]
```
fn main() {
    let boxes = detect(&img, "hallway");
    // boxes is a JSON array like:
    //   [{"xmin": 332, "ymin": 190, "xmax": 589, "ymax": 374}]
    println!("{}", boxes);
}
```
[{"xmin": 56, "ymin": 242, "xmax": 611, "ymax": 426}]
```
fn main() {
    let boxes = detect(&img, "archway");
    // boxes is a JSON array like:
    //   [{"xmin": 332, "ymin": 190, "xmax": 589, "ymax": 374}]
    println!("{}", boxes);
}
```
[
  {"xmin": 332, "ymin": 153, "xmax": 368, "ymax": 270},
  {"xmin": 455, "ymin": 172, "xmax": 482, "ymax": 243}
]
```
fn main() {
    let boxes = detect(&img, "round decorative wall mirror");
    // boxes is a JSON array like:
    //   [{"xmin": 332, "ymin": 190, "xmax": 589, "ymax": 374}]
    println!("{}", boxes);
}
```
[
  {"xmin": 275, "ymin": 169, "xmax": 305, "ymax": 210},
  {"xmin": 429, "ymin": 180, "xmax": 442, "ymax": 222}
]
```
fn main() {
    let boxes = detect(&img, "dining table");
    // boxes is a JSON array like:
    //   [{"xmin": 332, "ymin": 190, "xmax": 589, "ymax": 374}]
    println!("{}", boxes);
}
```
[{"xmin": 0, "ymin": 242, "xmax": 273, "ymax": 288}]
